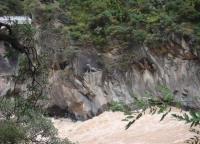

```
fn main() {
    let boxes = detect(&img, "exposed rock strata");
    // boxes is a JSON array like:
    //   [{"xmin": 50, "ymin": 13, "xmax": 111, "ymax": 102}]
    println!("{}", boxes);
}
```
[{"xmin": 48, "ymin": 42, "xmax": 200, "ymax": 120}]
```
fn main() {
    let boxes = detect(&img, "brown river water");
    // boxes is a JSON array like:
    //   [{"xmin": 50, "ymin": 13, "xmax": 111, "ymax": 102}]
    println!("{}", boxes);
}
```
[{"xmin": 53, "ymin": 109, "xmax": 194, "ymax": 144}]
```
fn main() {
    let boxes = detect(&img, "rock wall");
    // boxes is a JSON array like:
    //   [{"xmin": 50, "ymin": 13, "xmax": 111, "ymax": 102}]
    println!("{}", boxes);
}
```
[
  {"xmin": 30, "ymin": 3, "xmax": 200, "ymax": 120},
  {"xmin": 0, "ymin": 20, "xmax": 199, "ymax": 120},
  {"xmin": 47, "ymin": 42, "xmax": 200, "ymax": 120},
  {"xmin": 0, "ymin": 41, "xmax": 18, "ymax": 96}
]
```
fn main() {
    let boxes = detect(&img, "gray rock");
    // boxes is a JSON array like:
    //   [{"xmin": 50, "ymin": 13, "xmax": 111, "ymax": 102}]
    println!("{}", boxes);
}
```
[{"xmin": 47, "ymin": 46, "xmax": 200, "ymax": 120}]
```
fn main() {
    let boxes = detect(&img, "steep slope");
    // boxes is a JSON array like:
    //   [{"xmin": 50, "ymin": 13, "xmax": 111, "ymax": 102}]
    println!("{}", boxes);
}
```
[
  {"xmin": 0, "ymin": 0, "xmax": 200, "ymax": 120},
  {"xmin": 25, "ymin": 0, "xmax": 200, "ymax": 120}
]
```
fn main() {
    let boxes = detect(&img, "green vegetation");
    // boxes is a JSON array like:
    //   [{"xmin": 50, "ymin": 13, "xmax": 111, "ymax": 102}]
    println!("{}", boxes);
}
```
[
  {"xmin": 0, "ymin": 2, "xmax": 72, "ymax": 143},
  {"xmin": 0, "ymin": 0, "xmax": 24, "ymax": 16},
  {"xmin": 109, "ymin": 101, "xmax": 131, "ymax": 115},
  {"xmin": 124, "ymin": 86, "xmax": 200, "ymax": 143},
  {"xmin": 58, "ymin": 0, "xmax": 200, "ymax": 50},
  {"xmin": 123, "ymin": 86, "xmax": 176, "ymax": 129},
  {"xmin": 173, "ymin": 111, "xmax": 200, "ymax": 143},
  {"xmin": 0, "ymin": 121, "xmax": 25, "ymax": 143},
  {"xmin": 0, "ymin": 33, "xmax": 72, "ymax": 144},
  {"xmin": 1, "ymin": 0, "xmax": 200, "ymax": 143}
]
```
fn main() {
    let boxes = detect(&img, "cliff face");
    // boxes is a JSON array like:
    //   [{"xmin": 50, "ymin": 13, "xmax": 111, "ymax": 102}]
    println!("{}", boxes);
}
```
[
  {"xmin": 0, "ymin": 41, "xmax": 18, "ymax": 96},
  {"xmin": 45, "ymin": 33, "xmax": 200, "ymax": 120},
  {"xmin": 1, "ymin": 1, "xmax": 200, "ymax": 121},
  {"xmin": 0, "ymin": 19, "xmax": 199, "ymax": 121}
]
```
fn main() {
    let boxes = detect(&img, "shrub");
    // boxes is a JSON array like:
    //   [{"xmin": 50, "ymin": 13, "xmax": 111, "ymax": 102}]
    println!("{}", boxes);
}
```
[
  {"xmin": 0, "ymin": 121, "xmax": 25, "ymax": 144},
  {"xmin": 109, "ymin": 101, "xmax": 131, "ymax": 115},
  {"xmin": 63, "ymin": 0, "xmax": 200, "ymax": 50}
]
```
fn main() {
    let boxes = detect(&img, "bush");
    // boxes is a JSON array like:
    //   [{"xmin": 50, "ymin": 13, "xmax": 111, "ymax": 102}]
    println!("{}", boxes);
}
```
[
  {"xmin": 109, "ymin": 101, "xmax": 131, "ymax": 114},
  {"xmin": 0, "ymin": 0, "xmax": 24, "ymax": 16},
  {"xmin": 62, "ymin": 0, "xmax": 200, "ymax": 50},
  {"xmin": 0, "ymin": 121, "xmax": 25, "ymax": 144}
]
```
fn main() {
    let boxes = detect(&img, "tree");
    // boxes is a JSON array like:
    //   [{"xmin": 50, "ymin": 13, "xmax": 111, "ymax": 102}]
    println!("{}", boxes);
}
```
[{"xmin": 0, "ymin": 15, "xmax": 73, "ymax": 144}]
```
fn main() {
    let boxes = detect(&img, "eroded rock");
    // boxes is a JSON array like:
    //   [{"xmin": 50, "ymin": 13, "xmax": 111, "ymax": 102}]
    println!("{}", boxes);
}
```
[{"xmin": 48, "ymin": 46, "xmax": 200, "ymax": 120}]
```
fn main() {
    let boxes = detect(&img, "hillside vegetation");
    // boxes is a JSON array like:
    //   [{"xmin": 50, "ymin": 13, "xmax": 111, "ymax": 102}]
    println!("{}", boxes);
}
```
[
  {"xmin": 1, "ymin": 0, "xmax": 200, "ymax": 50},
  {"xmin": 0, "ymin": 0, "xmax": 200, "ymax": 143},
  {"xmin": 60, "ymin": 0, "xmax": 200, "ymax": 51}
]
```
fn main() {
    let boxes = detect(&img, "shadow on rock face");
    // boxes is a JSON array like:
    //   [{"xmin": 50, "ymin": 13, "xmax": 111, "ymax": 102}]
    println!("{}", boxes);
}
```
[{"xmin": 46, "ymin": 105, "xmax": 77, "ymax": 121}]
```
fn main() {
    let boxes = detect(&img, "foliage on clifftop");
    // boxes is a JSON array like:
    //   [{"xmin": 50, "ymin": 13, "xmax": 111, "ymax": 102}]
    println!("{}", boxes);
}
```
[
  {"xmin": 1, "ymin": 0, "xmax": 200, "ymax": 50},
  {"xmin": 0, "ymin": 0, "xmax": 24, "ymax": 16},
  {"xmin": 58, "ymin": 0, "xmax": 200, "ymax": 51}
]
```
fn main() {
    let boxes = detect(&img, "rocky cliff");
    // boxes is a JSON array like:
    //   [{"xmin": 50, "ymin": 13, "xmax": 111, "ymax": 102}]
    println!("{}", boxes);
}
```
[
  {"xmin": 42, "ymin": 26, "xmax": 200, "ymax": 120},
  {"xmin": 1, "ymin": 1, "xmax": 200, "ymax": 121},
  {"xmin": 0, "ymin": 21, "xmax": 200, "ymax": 121},
  {"xmin": 0, "ymin": 41, "xmax": 18, "ymax": 97}
]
